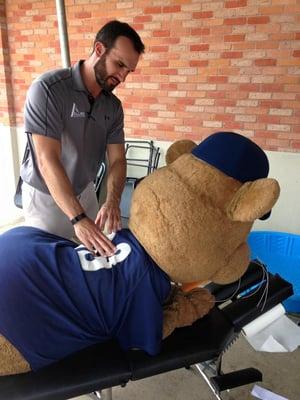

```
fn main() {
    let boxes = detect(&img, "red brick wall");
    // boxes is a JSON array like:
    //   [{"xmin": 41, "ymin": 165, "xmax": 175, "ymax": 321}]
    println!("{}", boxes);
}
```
[
  {"xmin": 0, "ymin": 0, "xmax": 15, "ymax": 126},
  {"xmin": 2, "ymin": 0, "xmax": 300, "ymax": 151}
]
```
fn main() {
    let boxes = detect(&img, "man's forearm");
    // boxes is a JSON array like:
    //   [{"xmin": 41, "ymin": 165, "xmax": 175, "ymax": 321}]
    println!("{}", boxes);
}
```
[{"xmin": 106, "ymin": 158, "xmax": 126, "ymax": 204}]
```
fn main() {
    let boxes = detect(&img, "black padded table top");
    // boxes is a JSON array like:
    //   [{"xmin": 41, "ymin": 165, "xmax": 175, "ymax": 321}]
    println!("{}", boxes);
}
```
[{"xmin": 0, "ymin": 308, "xmax": 233, "ymax": 400}]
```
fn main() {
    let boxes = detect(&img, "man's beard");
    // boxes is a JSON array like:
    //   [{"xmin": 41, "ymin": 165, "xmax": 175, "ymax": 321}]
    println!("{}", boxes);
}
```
[{"xmin": 94, "ymin": 53, "xmax": 119, "ymax": 92}]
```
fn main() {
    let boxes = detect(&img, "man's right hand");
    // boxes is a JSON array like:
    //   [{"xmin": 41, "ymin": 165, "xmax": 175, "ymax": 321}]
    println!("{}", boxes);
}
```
[{"xmin": 74, "ymin": 217, "xmax": 116, "ymax": 256}]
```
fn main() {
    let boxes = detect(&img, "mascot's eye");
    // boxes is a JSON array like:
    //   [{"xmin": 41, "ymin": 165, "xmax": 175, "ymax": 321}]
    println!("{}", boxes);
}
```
[
  {"xmin": 115, "ymin": 249, "xmax": 121, "ymax": 255},
  {"xmin": 85, "ymin": 253, "xmax": 95, "ymax": 261}
]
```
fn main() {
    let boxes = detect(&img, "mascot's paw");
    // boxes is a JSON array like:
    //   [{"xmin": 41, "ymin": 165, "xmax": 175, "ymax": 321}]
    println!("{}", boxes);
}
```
[
  {"xmin": 185, "ymin": 287, "xmax": 215, "ymax": 320},
  {"xmin": 0, "ymin": 335, "xmax": 30, "ymax": 376},
  {"xmin": 163, "ymin": 287, "xmax": 215, "ymax": 339}
]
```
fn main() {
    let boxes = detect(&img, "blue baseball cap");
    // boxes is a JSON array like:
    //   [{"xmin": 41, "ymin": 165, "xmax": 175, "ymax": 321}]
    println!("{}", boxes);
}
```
[{"xmin": 191, "ymin": 132, "xmax": 271, "ymax": 220}]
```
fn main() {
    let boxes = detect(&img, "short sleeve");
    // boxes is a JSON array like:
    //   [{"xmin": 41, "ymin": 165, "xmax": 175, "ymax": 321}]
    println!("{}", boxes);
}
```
[
  {"xmin": 24, "ymin": 79, "xmax": 64, "ymax": 140},
  {"xmin": 107, "ymin": 100, "xmax": 124, "ymax": 144}
]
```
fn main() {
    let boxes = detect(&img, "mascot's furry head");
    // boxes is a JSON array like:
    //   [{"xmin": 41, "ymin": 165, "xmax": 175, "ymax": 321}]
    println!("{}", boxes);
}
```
[{"xmin": 129, "ymin": 131, "xmax": 280, "ymax": 284}]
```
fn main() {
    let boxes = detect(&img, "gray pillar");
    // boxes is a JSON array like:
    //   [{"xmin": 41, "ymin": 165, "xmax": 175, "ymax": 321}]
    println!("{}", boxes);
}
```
[{"xmin": 55, "ymin": 0, "xmax": 71, "ymax": 67}]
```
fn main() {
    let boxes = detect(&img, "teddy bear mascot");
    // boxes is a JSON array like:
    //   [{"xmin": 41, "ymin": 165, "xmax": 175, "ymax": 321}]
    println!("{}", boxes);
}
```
[{"xmin": 0, "ymin": 131, "xmax": 280, "ymax": 376}]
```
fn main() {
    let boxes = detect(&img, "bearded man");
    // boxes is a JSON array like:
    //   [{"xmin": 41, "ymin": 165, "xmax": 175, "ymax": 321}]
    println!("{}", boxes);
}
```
[{"xmin": 20, "ymin": 20, "xmax": 145, "ymax": 255}]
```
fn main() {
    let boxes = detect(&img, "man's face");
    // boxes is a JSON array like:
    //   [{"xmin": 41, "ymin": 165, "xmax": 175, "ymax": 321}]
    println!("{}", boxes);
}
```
[
  {"xmin": 94, "ymin": 52, "xmax": 113, "ymax": 92},
  {"xmin": 94, "ymin": 36, "xmax": 140, "ymax": 92}
]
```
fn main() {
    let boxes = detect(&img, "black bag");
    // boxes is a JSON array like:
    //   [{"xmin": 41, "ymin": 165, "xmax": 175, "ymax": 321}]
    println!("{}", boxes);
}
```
[{"xmin": 14, "ymin": 143, "xmax": 30, "ymax": 209}]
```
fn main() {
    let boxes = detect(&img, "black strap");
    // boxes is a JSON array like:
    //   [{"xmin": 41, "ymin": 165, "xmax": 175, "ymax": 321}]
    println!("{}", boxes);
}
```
[
  {"xmin": 70, "ymin": 212, "xmax": 87, "ymax": 225},
  {"xmin": 13, "ymin": 143, "xmax": 30, "ymax": 209}
]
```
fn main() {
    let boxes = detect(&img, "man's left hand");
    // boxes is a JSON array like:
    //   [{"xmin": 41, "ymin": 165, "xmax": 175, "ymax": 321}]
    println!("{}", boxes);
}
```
[{"xmin": 95, "ymin": 199, "xmax": 122, "ymax": 233}]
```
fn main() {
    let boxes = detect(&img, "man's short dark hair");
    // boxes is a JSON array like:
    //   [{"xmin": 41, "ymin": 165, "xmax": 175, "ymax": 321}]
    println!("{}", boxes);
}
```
[{"xmin": 94, "ymin": 20, "xmax": 145, "ymax": 54}]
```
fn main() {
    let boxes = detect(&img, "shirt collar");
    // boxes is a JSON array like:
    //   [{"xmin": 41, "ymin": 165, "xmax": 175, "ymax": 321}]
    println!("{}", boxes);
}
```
[{"xmin": 72, "ymin": 60, "xmax": 87, "ymax": 92}]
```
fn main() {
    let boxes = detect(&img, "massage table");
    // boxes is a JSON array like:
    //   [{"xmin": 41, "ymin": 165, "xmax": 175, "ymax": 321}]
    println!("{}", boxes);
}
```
[{"xmin": 0, "ymin": 261, "xmax": 292, "ymax": 400}]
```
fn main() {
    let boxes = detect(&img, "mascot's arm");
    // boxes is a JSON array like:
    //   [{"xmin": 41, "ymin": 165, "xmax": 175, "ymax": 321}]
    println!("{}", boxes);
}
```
[
  {"xmin": 162, "ymin": 287, "xmax": 215, "ymax": 339},
  {"xmin": 0, "ymin": 334, "xmax": 31, "ymax": 376}
]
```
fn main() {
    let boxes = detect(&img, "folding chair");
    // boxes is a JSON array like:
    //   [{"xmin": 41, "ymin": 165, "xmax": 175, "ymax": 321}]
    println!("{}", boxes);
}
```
[
  {"xmin": 94, "ymin": 141, "xmax": 160, "ymax": 217},
  {"xmin": 121, "ymin": 140, "xmax": 160, "ymax": 226},
  {"xmin": 125, "ymin": 140, "xmax": 160, "ymax": 177}
]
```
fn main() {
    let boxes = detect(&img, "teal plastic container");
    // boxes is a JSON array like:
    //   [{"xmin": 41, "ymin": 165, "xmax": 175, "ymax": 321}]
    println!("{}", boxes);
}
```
[{"xmin": 248, "ymin": 231, "xmax": 300, "ymax": 313}]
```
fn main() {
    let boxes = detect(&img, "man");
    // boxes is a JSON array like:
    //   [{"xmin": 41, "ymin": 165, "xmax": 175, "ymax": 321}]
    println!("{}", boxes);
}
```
[{"xmin": 20, "ymin": 20, "xmax": 145, "ymax": 256}]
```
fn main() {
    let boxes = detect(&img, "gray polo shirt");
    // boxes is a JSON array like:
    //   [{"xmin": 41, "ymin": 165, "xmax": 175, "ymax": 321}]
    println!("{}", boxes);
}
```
[{"xmin": 21, "ymin": 60, "xmax": 124, "ymax": 195}]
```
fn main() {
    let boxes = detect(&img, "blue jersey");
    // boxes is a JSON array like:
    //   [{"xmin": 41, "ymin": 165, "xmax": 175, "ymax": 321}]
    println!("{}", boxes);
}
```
[{"xmin": 0, "ymin": 227, "xmax": 171, "ymax": 370}]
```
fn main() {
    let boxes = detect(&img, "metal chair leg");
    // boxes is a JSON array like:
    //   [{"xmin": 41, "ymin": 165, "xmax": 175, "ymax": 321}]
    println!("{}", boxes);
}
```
[
  {"xmin": 88, "ymin": 388, "xmax": 113, "ymax": 400},
  {"xmin": 192, "ymin": 363, "xmax": 223, "ymax": 400}
]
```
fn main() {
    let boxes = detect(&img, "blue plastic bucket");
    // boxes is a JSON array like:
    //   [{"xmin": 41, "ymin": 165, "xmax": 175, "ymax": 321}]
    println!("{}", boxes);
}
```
[{"xmin": 248, "ymin": 231, "xmax": 300, "ymax": 313}]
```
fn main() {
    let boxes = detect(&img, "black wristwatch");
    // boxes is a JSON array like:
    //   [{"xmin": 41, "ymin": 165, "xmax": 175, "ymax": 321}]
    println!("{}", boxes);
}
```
[{"xmin": 70, "ymin": 212, "xmax": 87, "ymax": 225}]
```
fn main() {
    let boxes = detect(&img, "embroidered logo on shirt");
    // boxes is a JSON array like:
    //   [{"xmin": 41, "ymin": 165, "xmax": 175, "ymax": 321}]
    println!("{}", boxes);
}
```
[{"xmin": 71, "ymin": 103, "xmax": 86, "ymax": 118}]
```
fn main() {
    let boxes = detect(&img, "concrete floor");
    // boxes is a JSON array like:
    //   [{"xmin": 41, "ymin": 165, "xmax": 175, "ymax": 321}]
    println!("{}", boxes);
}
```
[{"xmin": 71, "ymin": 334, "xmax": 300, "ymax": 400}]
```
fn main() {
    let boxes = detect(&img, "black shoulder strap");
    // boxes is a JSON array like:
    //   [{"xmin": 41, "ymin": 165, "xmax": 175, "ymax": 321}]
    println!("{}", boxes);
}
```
[{"xmin": 13, "ymin": 142, "xmax": 30, "ymax": 209}]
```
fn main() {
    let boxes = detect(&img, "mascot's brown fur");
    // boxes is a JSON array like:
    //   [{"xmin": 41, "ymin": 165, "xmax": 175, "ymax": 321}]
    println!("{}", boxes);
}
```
[{"xmin": 0, "ymin": 132, "xmax": 280, "ymax": 375}]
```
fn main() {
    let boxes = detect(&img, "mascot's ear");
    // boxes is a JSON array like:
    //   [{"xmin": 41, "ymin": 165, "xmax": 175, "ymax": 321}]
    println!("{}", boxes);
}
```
[
  {"xmin": 166, "ymin": 140, "xmax": 197, "ymax": 165},
  {"xmin": 226, "ymin": 178, "xmax": 280, "ymax": 222}
]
